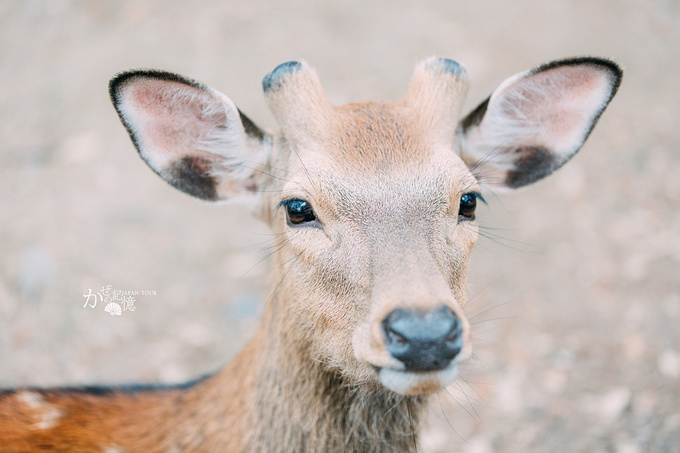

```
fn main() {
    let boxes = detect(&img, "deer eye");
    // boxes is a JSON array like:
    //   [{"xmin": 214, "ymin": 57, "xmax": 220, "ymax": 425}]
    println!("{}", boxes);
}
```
[
  {"xmin": 282, "ymin": 199, "xmax": 317, "ymax": 225},
  {"xmin": 458, "ymin": 192, "xmax": 481, "ymax": 220}
]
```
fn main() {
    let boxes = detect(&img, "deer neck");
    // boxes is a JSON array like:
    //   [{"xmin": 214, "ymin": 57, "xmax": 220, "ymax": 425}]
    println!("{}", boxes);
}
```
[
  {"xmin": 246, "ymin": 302, "xmax": 428, "ymax": 452},
  {"xmin": 180, "ymin": 302, "xmax": 427, "ymax": 453}
]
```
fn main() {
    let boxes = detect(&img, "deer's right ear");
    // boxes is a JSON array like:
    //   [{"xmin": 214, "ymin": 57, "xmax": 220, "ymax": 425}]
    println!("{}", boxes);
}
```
[{"xmin": 109, "ymin": 70, "xmax": 271, "ymax": 206}]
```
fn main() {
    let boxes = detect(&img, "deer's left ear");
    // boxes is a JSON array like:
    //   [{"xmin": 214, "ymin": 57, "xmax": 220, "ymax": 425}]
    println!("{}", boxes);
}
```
[{"xmin": 458, "ymin": 57, "xmax": 622, "ymax": 190}]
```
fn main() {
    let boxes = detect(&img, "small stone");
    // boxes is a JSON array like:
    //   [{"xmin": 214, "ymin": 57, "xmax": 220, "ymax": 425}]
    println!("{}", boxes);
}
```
[
  {"xmin": 159, "ymin": 363, "xmax": 188, "ymax": 383},
  {"xmin": 658, "ymin": 350, "xmax": 680, "ymax": 379},
  {"xmin": 60, "ymin": 131, "xmax": 99, "ymax": 163},
  {"xmin": 664, "ymin": 414, "xmax": 680, "ymax": 431},
  {"xmin": 550, "ymin": 348, "xmax": 575, "ymax": 370},
  {"xmin": 18, "ymin": 246, "xmax": 54, "ymax": 300},
  {"xmin": 418, "ymin": 424, "xmax": 449, "ymax": 452},
  {"xmin": 663, "ymin": 294, "xmax": 680, "ymax": 318},
  {"xmin": 616, "ymin": 441, "xmax": 640, "ymax": 453},
  {"xmin": 178, "ymin": 321, "xmax": 213, "ymax": 347},
  {"xmin": 0, "ymin": 280, "xmax": 18, "ymax": 317},
  {"xmin": 598, "ymin": 387, "xmax": 632, "ymax": 421},
  {"xmin": 493, "ymin": 369, "xmax": 525, "ymax": 414},
  {"xmin": 623, "ymin": 334, "xmax": 646, "ymax": 363},
  {"xmin": 543, "ymin": 369, "xmax": 567, "ymax": 394},
  {"xmin": 229, "ymin": 294, "xmax": 261, "ymax": 320}
]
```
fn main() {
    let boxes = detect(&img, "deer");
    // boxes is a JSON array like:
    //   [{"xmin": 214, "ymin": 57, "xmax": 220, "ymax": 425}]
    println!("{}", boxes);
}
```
[{"xmin": 0, "ymin": 56, "xmax": 621, "ymax": 452}]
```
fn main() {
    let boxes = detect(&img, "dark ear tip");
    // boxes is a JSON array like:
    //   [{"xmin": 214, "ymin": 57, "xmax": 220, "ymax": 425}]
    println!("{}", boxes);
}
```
[
  {"xmin": 262, "ymin": 61, "xmax": 303, "ymax": 92},
  {"xmin": 108, "ymin": 71, "xmax": 147, "ymax": 106},
  {"xmin": 590, "ymin": 58, "xmax": 623, "ymax": 92},
  {"xmin": 592, "ymin": 58, "xmax": 623, "ymax": 78},
  {"xmin": 533, "ymin": 57, "xmax": 623, "ymax": 87},
  {"xmin": 435, "ymin": 58, "xmax": 466, "ymax": 75},
  {"xmin": 108, "ymin": 70, "xmax": 205, "ymax": 105},
  {"xmin": 108, "ymin": 71, "xmax": 136, "ymax": 105},
  {"xmin": 422, "ymin": 57, "xmax": 468, "ymax": 80},
  {"xmin": 576, "ymin": 57, "xmax": 623, "ymax": 86}
]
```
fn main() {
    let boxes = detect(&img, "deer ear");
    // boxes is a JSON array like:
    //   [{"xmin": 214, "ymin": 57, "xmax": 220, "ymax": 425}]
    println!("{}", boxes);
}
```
[
  {"xmin": 458, "ymin": 57, "xmax": 622, "ymax": 190},
  {"xmin": 110, "ymin": 70, "xmax": 271, "ymax": 206}
]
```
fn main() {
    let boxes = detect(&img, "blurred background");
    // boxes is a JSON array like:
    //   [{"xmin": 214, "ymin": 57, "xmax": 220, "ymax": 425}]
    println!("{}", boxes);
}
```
[{"xmin": 1, "ymin": 0, "xmax": 679, "ymax": 451}]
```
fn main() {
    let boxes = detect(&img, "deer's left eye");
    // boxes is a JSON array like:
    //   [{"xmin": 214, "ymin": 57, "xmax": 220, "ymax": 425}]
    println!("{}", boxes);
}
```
[
  {"xmin": 282, "ymin": 199, "xmax": 317, "ymax": 225},
  {"xmin": 458, "ymin": 192, "xmax": 481, "ymax": 220}
]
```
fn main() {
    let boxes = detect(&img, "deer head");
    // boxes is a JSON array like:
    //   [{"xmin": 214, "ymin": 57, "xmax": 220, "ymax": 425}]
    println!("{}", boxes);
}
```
[{"xmin": 109, "ymin": 57, "xmax": 621, "ymax": 396}]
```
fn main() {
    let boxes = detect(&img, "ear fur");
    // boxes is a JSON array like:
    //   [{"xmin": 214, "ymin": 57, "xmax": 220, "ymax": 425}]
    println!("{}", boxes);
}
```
[
  {"xmin": 261, "ymin": 61, "xmax": 333, "ymax": 145},
  {"xmin": 458, "ymin": 57, "xmax": 622, "ymax": 190},
  {"xmin": 109, "ymin": 70, "xmax": 271, "ymax": 205},
  {"xmin": 403, "ymin": 57, "xmax": 470, "ymax": 138}
]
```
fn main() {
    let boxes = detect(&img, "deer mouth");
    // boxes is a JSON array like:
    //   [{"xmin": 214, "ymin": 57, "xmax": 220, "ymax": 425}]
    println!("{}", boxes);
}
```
[{"xmin": 376, "ymin": 364, "xmax": 460, "ymax": 395}]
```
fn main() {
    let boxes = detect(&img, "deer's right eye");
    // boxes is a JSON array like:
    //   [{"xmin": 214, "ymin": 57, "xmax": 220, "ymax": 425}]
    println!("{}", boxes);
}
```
[
  {"xmin": 282, "ymin": 199, "xmax": 317, "ymax": 225},
  {"xmin": 458, "ymin": 192, "xmax": 485, "ymax": 221}
]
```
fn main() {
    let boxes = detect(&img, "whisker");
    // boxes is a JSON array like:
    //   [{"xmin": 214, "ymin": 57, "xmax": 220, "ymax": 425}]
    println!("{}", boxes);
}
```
[
  {"xmin": 458, "ymin": 376, "xmax": 487, "ymax": 406},
  {"xmin": 238, "ymin": 163, "xmax": 293, "ymax": 184},
  {"xmin": 443, "ymin": 386, "xmax": 478, "ymax": 422},
  {"xmin": 236, "ymin": 239, "xmax": 290, "ymax": 282},
  {"xmin": 406, "ymin": 399, "xmax": 419, "ymax": 452},
  {"xmin": 477, "ymin": 231, "xmax": 537, "ymax": 253},
  {"xmin": 471, "ymin": 315, "xmax": 523, "ymax": 325},
  {"xmin": 452, "ymin": 380, "xmax": 481, "ymax": 421},
  {"xmin": 437, "ymin": 393, "xmax": 469, "ymax": 445},
  {"xmin": 468, "ymin": 142, "xmax": 506, "ymax": 175},
  {"xmin": 468, "ymin": 297, "xmax": 520, "ymax": 322},
  {"xmin": 239, "ymin": 233, "xmax": 285, "ymax": 251},
  {"xmin": 262, "ymin": 251, "xmax": 302, "ymax": 311}
]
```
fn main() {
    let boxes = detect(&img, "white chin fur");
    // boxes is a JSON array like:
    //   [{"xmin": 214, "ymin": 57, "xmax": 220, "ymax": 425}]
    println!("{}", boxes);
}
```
[{"xmin": 378, "ymin": 365, "xmax": 460, "ymax": 395}]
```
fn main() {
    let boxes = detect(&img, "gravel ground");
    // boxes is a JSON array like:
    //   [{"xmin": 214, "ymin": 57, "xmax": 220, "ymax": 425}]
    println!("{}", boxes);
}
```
[{"xmin": 1, "ymin": 1, "xmax": 679, "ymax": 451}]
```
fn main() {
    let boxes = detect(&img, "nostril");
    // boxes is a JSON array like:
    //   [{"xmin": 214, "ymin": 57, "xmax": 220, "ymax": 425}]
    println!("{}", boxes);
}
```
[
  {"xmin": 385, "ymin": 327, "xmax": 407, "ymax": 344},
  {"xmin": 445, "ymin": 317, "xmax": 462, "ymax": 343}
]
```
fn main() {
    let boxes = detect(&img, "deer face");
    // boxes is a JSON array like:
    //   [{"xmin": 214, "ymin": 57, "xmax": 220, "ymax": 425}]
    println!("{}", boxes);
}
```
[
  {"xmin": 110, "ymin": 57, "xmax": 621, "ymax": 395},
  {"xmin": 264, "ymin": 94, "xmax": 479, "ymax": 393}
]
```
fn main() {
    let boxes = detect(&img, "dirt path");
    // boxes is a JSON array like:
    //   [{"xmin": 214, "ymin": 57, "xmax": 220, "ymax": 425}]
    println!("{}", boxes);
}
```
[{"xmin": 1, "ymin": 1, "xmax": 679, "ymax": 451}]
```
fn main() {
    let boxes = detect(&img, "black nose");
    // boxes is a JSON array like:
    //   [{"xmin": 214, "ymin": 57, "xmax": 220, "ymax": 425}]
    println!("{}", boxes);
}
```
[{"xmin": 382, "ymin": 306, "xmax": 463, "ymax": 371}]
